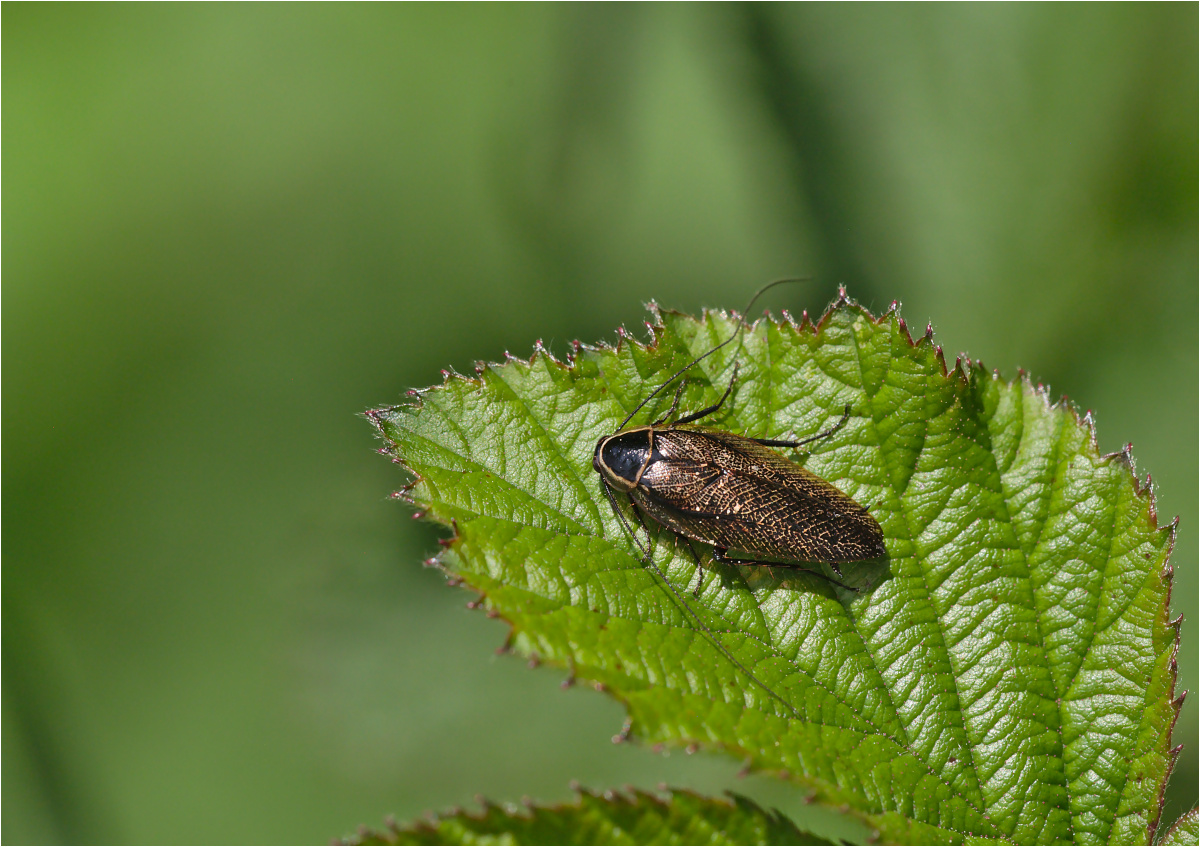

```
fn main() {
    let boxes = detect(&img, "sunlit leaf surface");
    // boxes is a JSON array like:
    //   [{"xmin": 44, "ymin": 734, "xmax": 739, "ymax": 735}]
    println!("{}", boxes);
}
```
[{"xmin": 370, "ymin": 294, "xmax": 1180, "ymax": 845}]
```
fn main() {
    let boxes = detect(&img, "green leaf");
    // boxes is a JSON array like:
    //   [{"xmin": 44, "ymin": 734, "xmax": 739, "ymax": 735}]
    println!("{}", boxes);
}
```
[
  {"xmin": 344, "ymin": 787, "xmax": 831, "ymax": 846},
  {"xmin": 1159, "ymin": 808, "xmax": 1199, "ymax": 846},
  {"xmin": 369, "ymin": 293, "xmax": 1180, "ymax": 845}
]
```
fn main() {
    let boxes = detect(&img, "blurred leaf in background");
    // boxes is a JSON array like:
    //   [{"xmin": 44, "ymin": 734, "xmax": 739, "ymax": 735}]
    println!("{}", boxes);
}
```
[{"xmin": 3, "ymin": 4, "xmax": 1195, "ymax": 843}]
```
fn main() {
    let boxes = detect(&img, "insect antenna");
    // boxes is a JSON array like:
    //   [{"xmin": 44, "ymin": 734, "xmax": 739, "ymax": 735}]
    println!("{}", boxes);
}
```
[
  {"xmin": 616, "ymin": 277, "xmax": 812, "ymax": 431},
  {"xmin": 599, "ymin": 476, "xmax": 802, "ymax": 721}
]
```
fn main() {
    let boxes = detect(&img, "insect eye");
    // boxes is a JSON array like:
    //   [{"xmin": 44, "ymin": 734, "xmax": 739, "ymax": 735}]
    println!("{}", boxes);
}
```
[{"xmin": 601, "ymin": 433, "xmax": 650, "ymax": 483}]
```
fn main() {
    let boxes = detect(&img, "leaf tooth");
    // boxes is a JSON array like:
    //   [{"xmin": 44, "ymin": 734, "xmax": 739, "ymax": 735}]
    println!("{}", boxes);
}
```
[
  {"xmin": 933, "ymin": 343, "xmax": 950, "ymax": 376},
  {"xmin": 949, "ymin": 353, "xmax": 972, "ymax": 383},
  {"xmin": 1079, "ymin": 409, "xmax": 1097, "ymax": 440}
]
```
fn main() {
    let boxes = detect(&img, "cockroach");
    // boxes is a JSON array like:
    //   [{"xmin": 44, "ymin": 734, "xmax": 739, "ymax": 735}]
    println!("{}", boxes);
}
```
[{"xmin": 591, "ymin": 280, "xmax": 885, "ymax": 717}]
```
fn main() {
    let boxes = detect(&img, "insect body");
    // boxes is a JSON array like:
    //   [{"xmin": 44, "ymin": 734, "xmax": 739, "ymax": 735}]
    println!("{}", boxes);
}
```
[{"xmin": 594, "ymin": 423, "xmax": 885, "ymax": 584}]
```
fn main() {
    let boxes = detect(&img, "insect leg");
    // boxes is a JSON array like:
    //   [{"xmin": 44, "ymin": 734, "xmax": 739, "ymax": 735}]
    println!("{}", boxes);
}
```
[
  {"xmin": 674, "ymin": 362, "xmax": 740, "ymax": 425},
  {"xmin": 752, "ymin": 404, "xmax": 852, "ymax": 449},
  {"xmin": 652, "ymin": 380, "xmax": 688, "ymax": 427},
  {"xmin": 712, "ymin": 547, "xmax": 859, "ymax": 593}
]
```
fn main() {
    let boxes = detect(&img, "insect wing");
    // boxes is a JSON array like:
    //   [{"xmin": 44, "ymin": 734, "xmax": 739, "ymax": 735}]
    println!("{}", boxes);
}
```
[{"xmin": 635, "ymin": 428, "xmax": 884, "ymax": 564}]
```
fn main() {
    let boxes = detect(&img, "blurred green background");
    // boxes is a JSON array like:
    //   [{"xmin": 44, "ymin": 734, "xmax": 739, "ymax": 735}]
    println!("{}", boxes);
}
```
[{"xmin": 5, "ymin": 4, "xmax": 1196, "ymax": 843}]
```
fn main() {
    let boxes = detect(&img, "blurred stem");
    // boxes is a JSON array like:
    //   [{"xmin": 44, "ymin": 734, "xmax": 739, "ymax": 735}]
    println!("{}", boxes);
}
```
[{"xmin": 3, "ymin": 597, "xmax": 112, "ymax": 844}]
